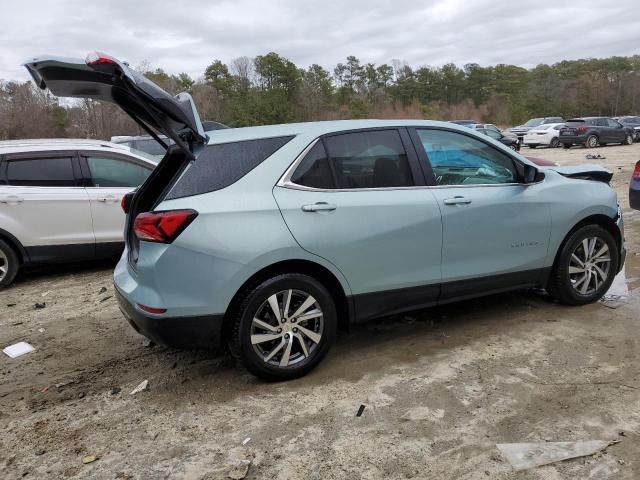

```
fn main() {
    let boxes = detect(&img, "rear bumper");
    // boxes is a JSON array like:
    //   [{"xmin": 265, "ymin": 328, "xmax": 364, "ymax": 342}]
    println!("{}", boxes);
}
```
[
  {"xmin": 115, "ymin": 286, "xmax": 224, "ymax": 349},
  {"xmin": 558, "ymin": 134, "xmax": 588, "ymax": 144}
]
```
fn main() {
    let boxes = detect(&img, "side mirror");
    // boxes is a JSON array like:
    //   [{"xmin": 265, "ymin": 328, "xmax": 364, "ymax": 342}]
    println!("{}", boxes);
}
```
[{"xmin": 523, "ymin": 163, "xmax": 543, "ymax": 183}]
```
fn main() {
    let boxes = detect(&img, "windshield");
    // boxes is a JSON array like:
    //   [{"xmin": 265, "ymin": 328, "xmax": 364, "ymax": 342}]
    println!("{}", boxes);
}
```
[{"xmin": 524, "ymin": 118, "xmax": 544, "ymax": 127}]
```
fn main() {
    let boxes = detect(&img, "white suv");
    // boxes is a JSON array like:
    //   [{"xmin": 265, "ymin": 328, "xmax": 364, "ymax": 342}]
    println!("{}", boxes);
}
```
[{"xmin": 0, "ymin": 139, "xmax": 157, "ymax": 288}]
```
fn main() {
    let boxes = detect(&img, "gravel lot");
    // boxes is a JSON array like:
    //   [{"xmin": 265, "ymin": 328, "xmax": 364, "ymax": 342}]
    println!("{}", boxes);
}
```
[{"xmin": 1, "ymin": 143, "xmax": 639, "ymax": 479}]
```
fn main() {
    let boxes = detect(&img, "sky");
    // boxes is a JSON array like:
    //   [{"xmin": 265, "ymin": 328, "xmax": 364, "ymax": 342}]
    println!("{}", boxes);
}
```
[{"xmin": 1, "ymin": 0, "xmax": 639, "ymax": 81}]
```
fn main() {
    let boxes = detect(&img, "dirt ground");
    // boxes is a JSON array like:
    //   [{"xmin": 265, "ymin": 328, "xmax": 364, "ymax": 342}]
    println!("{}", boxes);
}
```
[{"xmin": 1, "ymin": 143, "xmax": 639, "ymax": 479}]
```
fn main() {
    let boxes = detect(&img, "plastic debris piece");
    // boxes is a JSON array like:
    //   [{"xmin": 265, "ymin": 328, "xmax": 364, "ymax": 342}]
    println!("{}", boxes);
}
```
[
  {"xmin": 356, "ymin": 404, "xmax": 366, "ymax": 417},
  {"xmin": 98, "ymin": 287, "xmax": 107, "ymax": 294},
  {"xmin": 82, "ymin": 455, "xmax": 98, "ymax": 464},
  {"xmin": 34, "ymin": 302, "xmax": 46, "ymax": 309},
  {"xmin": 3, "ymin": 342, "xmax": 35, "ymax": 358},
  {"xmin": 242, "ymin": 437, "xmax": 251, "ymax": 446},
  {"xmin": 130, "ymin": 380, "xmax": 149, "ymax": 395},
  {"xmin": 497, "ymin": 440, "xmax": 620, "ymax": 471},
  {"xmin": 227, "ymin": 459, "xmax": 251, "ymax": 479}
]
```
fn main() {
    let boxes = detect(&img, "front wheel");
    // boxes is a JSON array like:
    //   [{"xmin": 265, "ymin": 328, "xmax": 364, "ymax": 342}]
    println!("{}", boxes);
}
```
[
  {"xmin": 0, "ymin": 239, "xmax": 19, "ymax": 289},
  {"xmin": 228, "ymin": 273, "xmax": 337, "ymax": 381},
  {"xmin": 624, "ymin": 134, "xmax": 633, "ymax": 145},
  {"xmin": 547, "ymin": 225, "xmax": 618, "ymax": 305},
  {"xmin": 508, "ymin": 144, "xmax": 518, "ymax": 151}
]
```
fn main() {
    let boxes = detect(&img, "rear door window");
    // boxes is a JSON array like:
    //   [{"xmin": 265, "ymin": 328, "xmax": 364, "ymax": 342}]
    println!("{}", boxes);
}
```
[
  {"xmin": 86, "ymin": 156, "xmax": 151, "ymax": 187},
  {"xmin": 166, "ymin": 136, "xmax": 294, "ymax": 199},
  {"xmin": 291, "ymin": 129, "xmax": 414, "ymax": 189},
  {"xmin": 6, "ymin": 156, "xmax": 76, "ymax": 187}
]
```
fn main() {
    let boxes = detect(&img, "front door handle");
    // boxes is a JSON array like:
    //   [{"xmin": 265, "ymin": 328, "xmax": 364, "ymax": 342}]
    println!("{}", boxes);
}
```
[
  {"xmin": 301, "ymin": 202, "xmax": 337, "ymax": 212},
  {"xmin": 0, "ymin": 195, "xmax": 24, "ymax": 205},
  {"xmin": 443, "ymin": 196, "xmax": 472, "ymax": 205}
]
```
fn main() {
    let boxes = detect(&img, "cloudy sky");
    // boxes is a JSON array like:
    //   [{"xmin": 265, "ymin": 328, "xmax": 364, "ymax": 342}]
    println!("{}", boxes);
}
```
[{"xmin": 2, "ymin": 0, "xmax": 639, "ymax": 81}]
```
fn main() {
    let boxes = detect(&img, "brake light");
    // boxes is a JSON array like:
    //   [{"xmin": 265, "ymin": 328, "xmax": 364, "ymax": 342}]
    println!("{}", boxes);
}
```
[
  {"xmin": 575, "ymin": 126, "xmax": 588, "ymax": 133},
  {"xmin": 133, "ymin": 209, "xmax": 198, "ymax": 243},
  {"xmin": 86, "ymin": 52, "xmax": 116, "ymax": 66},
  {"xmin": 121, "ymin": 192, "xmax": 133, "ymax": 213},
  {"xmin": 137, "ymin": 304, "xmax": 167, "ymax": 314},
  {"xmin": 633, "ymin": 162, "xmax": 640, "ymax": 180}
]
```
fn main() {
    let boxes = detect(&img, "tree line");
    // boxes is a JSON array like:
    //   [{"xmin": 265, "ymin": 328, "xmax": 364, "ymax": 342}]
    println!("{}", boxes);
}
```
[{"xmin": 2, "ymin": 53, "xmax": 640, "ymax": 140}]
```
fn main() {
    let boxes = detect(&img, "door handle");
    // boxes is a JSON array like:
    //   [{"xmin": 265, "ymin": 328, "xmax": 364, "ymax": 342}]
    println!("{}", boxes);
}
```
[
  {"xmin": 301, "ymin": 202, "xmax": 337, "ymax": 212},
  {"xmin": 443, "ymin": 196, "xmax": 472, "ymax": 205},
  {"xmin": 0, "ymin": 195, "xmax": 24, "ymax": 205}
]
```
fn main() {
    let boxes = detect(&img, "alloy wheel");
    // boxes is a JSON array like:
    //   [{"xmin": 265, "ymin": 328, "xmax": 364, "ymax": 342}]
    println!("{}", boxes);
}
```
[
  {"xmin": 250, "ymin": 289, "xmax": 324, "ymax": 367},
  {"xmin": 0, "ymin": 249, "xmax": 8, "ymax": 283},
  {"xmin": 586, "ymin": 135, "xmax": 598, "ymax": 148},
  {"xmin": 568, "ymin": 236, "xmax": 611, "ymax": 295},
  {"xmin": 625, "ymin": 135, "xmax": 633, "ymax": 145}
]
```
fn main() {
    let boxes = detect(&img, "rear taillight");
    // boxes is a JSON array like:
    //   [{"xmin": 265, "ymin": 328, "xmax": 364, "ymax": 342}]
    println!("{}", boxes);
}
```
[
  {"xmin": 137, "ymin": 304, "xmax": 167, "ymax": 314},
  {"xmin": 633, "ymin": 162, "xmax": 640, "ymax": 180},
  {"xmin": 121, "ymin": 192, "xmax": 133, "ymax": 213},
  {"xmin": 86, "ymin": 52, "xmax": 116, "ymax": 66},
  {"xmin": 576, "ymin": 126, "xmax": 588, "ymax": 133},
  {"xmin": 133, "ymin": 209, "xmax": 198, "ymax": 244}
]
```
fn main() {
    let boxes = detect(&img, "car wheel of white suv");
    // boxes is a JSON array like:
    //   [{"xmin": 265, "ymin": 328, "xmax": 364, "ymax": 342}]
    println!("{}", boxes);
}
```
[
  {"xmin": 228, "ymin": 273, "xmax": 337, "ymax": 381},
  {"xmin": 0, "ymin": 239, "xmax": 19, "ymax": 289}
]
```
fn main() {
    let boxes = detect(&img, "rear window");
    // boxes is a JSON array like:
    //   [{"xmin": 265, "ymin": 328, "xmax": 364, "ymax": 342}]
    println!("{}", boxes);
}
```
[
  {"xmin": 6, "ymin": 157, "xmax": 76, "ymax": 187},
  {"xmin": 165, "ymin": 136, "xmax": 294, "ymax": 199}
]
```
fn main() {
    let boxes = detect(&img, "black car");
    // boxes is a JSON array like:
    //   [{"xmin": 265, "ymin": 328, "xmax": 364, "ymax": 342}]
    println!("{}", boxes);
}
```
[
  {"xmin": 559, "ymin": 117, "xmax": 634, "ymax": 148},
  {"xmin": 615, "ymin": 116, "xmax": 640, "ymax": 141},
  {"xmin": 476, "ymin": 128, "xmax": 520, "ymax": 151}
]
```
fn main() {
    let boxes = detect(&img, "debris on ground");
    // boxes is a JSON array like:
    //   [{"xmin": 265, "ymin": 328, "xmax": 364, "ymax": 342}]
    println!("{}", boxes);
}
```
[
  {"xmin": 142, "ymin": 338, "xmax": 155, "ymax": 348},
  {"xmin": 110, "ymin": 387, "xmax": 121, "ymax": 395},
  {"xmin": 130, "ymin": 380, "xmax": 149, "ymax": 395},
  {"xmin": 41, "ymin": 291, "xmax": 50, "ymax": 297},
  {"xmin": 99, "ymin": 296, "xmax": 112, "ymax": 303},
  {"xmin": 242, "ymin": 437, "xmax": 251, "ymax": 446},
  {"xmin": 3, "ymin": 341, "xmax": 35, "ymax": 358},
  {"xmin": 496, "ymin": 440, "xmax": 620, "ymax": 471},
  {"xmin": 356, "ymin": 404, "xmax": 366, "ymax": 417},
  {"xmin": 98, "ymin": 287, "xmax": 107, "ymax": 294},
  {"xmin": 34, "ymin": 302, "xmax": 46, "ymax": 309},
  {"xmin": 82, "ymin": 455, "xmax": 98, "ymax": 464},
  {"xmin": 400, "ymin": 406, "xmax": 445, "ymax": 422},
  {"xmin": 585, "ymin": 154, "xmax": 606, "ymax": 160},
  {"xmin": 225, "ymin": 447, "xmax": 254, "ymax": 480},
  {"xmin": 7, "ymin": 303, "xmax": 16, "ymax": 307}
]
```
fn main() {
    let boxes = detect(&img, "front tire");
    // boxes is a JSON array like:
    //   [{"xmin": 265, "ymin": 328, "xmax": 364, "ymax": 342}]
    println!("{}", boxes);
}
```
[
  {"xmin": 228, "ymin": 273, "xmax": 337, "ymax": 381},
  {"xmin": 547, "ymin": 225, "xmax": 618, "ymax": 305},
  {"xmin": 624, "ymin": 134, "xmax": 633, "ymax": 145},
  {"xmin": 0, "ymin": 239, "xmax": 19, "ymax": 289}
]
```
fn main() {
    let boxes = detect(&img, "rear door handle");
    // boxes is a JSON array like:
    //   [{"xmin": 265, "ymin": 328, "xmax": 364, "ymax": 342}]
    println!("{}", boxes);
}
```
[
  {"xmin": 301, "ymin": 202, "xmax": 337, "ymax": 212},
  {"xmin": 0, "ymin": 195, "xmax": 24, "ymax": 205},
  {"xmin": 443, "ymin": 196, "xmax": 472, "ymax": 205}
]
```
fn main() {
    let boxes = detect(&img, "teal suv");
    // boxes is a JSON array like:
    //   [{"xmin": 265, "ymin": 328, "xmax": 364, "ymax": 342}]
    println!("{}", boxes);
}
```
[{"xmin": 25, "ymin": 54, "xmax": 626, "ymax": 380}]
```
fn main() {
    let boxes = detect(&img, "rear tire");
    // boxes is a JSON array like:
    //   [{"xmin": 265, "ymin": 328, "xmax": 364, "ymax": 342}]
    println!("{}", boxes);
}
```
[
  {"xmin": 228, "ymin": 273, "xmax": 337, "ymax": 381},
  {"xmin": 0, "ymin": 239, "xmax": 19, "ymax": 289},
  {"xmin": 584, "ymin": 135, "xmax": 599, "ymax": 148},
  {"xmin": 547, "ymin": 225, "xmax": 618, "ymax": 305},
  {"xmin": 550, "ymin": 137, "xmax": 559, "ymax": 148},
  {"xmin": 624, "ymin": 134, "xmax": 633, "ymax": 145}
]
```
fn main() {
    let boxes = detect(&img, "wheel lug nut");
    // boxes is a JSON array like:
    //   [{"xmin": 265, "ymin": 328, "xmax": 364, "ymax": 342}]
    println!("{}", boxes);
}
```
[
  {"xmin": 291, "ymin": 318, "xmax": 296, "ymax": 323},
  {"xmin": 293, "ymin": 327, "xmax": 298, "ymax": 333},
  {"xmin": 281, "ymin": 319, "xmax": 286, "ymax": 323},
  {"xmin": 277, "ymin": 328, "xmax": 282, "ymax": 333}
]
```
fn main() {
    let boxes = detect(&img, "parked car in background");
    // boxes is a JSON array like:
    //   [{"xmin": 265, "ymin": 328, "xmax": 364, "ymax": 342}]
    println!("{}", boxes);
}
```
[
  {"xmin": 508, "ymin": 117, "xmax": 564, "ymax": 143},
  {"xmin": 449, "ymin": 120, "xmax": 478, "ymax": 126},
  {"xmin": 0, "ymin": 139, "xmax": 157, "ymax": 288},
  {"xmin": 523, "ymin": 123, "xmax": 564, "ymax": 148},
  {"xmin": 614, "ymin": 116, "xmax": 640, "ymax": 141},
  {"xmin": 25, "ymin": 53, "xmax": 626, "ymax": 380},
  {"xmin": 475, "ymin": 127, "xmax": 520, "ymax": 150},
  {"xmin": 631, "ymin": 160, "xmax": 640, "ymax": 210},
  {"xmin": 467, "ymin": 123, "xmax": 519, "ymax": 139},
  {"xmin": 112, "ymin": 121, "xmax": 228, "ymax": 158},
  {"xmin": 559, "ymin": 117, "xmax": 634, "ymax": 148}
]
